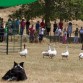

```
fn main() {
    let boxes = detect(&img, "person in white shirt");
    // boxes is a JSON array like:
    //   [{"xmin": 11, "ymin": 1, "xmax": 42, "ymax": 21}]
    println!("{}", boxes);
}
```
[
  {"xmin": 55, "ymin": 27, "xmax": 62, "ymax": 42},
  {"xmin": 39, "ymin": 27, "xmax": 45, "ymax": 43}
]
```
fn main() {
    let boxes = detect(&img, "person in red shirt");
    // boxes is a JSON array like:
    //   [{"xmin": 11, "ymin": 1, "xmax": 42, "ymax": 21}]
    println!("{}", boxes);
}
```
[
  {"xmin": 20, "ymin": 18, "xmax": 26, "ymax": 35},
  {"xmin": 29, "ymin": 25, "xmax": 35, "ymax": 43},
  {"xmin": 58, "ymin": 19, "xmax": 63, "ymax": 30},
  {"xmin": 40, "ymin": 19, "xmax": 45, "ymax": 28}
]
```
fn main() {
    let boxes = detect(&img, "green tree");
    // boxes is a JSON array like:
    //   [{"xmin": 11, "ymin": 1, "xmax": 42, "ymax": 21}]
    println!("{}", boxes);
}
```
[{"xmin": 10, "ymin": 0, "xmax": 83, "ymax": 23}]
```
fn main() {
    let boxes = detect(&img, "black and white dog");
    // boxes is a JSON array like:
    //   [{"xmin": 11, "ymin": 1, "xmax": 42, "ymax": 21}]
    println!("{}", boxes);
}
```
[{"xmin": 2, "ymin": 61, "xmax": 27, "ymax": 81}]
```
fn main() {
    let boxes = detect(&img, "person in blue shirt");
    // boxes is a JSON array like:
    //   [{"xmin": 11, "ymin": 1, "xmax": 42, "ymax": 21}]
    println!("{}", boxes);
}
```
[
  {"xmin": 36, "ymin": 21, "xmax": 40, "ymax": 33},
  {"xmin": 15, "ymin": 18, "xmax": 20, "ymax": 34}
]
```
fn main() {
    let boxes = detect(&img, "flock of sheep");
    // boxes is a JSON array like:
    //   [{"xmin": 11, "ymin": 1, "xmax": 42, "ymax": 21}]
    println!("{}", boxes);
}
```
[
  {"xmin": 42, "ymin": 44, "xmax": 83, "ymax": 60},
  {"xmin": 19, "ymin": 44, "xmax": 83, "ymax": 60},
  {"xmin": 42, "ymin": 45, "xmax": 69, "ymax": 59}
]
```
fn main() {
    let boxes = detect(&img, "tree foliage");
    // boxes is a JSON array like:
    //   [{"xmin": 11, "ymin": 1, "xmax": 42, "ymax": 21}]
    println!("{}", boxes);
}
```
[{"xmin": 10, "ymin": 0, "xmax": 83, "ymax": 22}]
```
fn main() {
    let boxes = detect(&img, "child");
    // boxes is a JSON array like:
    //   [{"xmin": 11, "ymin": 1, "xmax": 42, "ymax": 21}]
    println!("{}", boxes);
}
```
[
  {"xmin": 39, "ymin": 27, "xmax": 45, "ymax": 43},
  {"xmin": 62, "ymin": 28, "xmax": 67, "ymax": 44}
]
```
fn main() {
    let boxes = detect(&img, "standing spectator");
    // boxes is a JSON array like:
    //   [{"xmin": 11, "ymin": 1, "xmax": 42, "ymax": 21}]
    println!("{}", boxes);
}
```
[
  {"xmin": 79, "ymin": 27, "xmax": 83, "ymax": 43},
  {"xmin": 53, "ymin": 21, "xmax": 57, "ymax": 36},
  {"xmin": 39, "ymin": 27, "xmax": 45, "ymax": 43},
  {"xmin": 15, "ymin": 18, "xmax": 20, "ymax": 34},
  {"xmin": 55, "ymin": 27, "xmax": 62, "ymax": 42},
  {"xmin": 58, "ymin": 19, "xmax": 63, "ymax": 30},
  {"xmin": 0, "ymin": 17, "xmax": 4, "ymax": 28},
  {"xmin": 0, "ymin": 24, "xmax": 4, "ymax": 42},
  {"xmin": 55, "ymin": 28, "xmax": 59, "ymax": 42},
  {"xmin": 29, "ymin": 25, "xmax": 35, "ymax": 43},
  {"xmin": 40, "ymin": 19, "xmax": 45, "ymax": 28},
  {"xmin": 4, "ymin": 23, "xmax": 8, "ymax": 41},
  {"xmin": 11, "ymin": 18, "xmax": 16, "ymax": 35},
  {"xmin": 20, "ymin": 18, "xmax": 26, "ymax": 35},
  {"xmin": 46, "ymin": 22, "xmax": 51, "ymax": 36},
  {"xmin": 58, "ymin": 28, "xmax": 62, "ymax": 42},
  {"xmin": 67, "ymin": 22, "xmax": 72, "ymax": 37},
  {"xmin": 0, "ymin": 18, "xmax": 1, "ymax": 28},
  {"xmin": 0, "ymin": 17, "xmax": 2, "ymax": 28},
  {"xmin": 7, "ymin": 18, "xmax": 12, "ymax": 35},
  {"xmin": 73, "ymin": 28, "xmax": 79, "ymax": 43},
  {"xmin": 26, "ymin": 20, "xmax": 30, "ymax": 35},
  {"xmin": 35, "ymin": 21, "xmax": 40, "ymax": 42},
  {"xmin": 7, "ymin": 18, "xmax": 13, "ymax": 41},
  {"xmin": 62, "ymin": 28, "xmax": 67, "ymax": 44},
  {"xmin": 36, "ymin": 21, "xmax": 40, "ymax": 33}
]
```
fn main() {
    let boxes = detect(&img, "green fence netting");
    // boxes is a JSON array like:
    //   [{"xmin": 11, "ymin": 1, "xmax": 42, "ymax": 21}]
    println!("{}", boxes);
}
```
[{"xmin": 0, "ymin": 0, "xmax": 37, "ymax": 7}]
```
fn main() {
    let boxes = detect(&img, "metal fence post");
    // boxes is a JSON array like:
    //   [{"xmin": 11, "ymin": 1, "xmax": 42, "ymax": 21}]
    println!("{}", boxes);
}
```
[
  {"xmin": 6, "ymin": 27, "xmax": 9, "ymax": 55},
  {"xmin": 20, "ymin": 35, "xmax": 22, "ymax": 51}
]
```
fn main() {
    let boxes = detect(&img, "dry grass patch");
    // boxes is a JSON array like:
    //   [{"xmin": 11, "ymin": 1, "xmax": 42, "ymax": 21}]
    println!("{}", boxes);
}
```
[{"xmin": 0, "ymin": 43, "xmax": 83, "ymax": 83}]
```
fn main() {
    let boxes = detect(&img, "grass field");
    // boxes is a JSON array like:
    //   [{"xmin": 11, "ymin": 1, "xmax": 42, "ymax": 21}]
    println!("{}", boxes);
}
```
[{"xmin": 0, "ymin": 42, "xmax": 83, "ymax": 83}]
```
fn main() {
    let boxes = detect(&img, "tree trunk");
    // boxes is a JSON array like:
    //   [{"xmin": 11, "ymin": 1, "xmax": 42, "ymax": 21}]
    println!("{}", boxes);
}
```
[{"xmin": 44, "ymin": 0, "xmax": 51, "ymax": 25}]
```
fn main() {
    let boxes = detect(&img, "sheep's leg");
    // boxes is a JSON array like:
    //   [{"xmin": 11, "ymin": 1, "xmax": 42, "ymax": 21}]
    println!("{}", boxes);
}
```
[
  {"xmin": 79, "ymin": 56, "xmax": 80, "ymax": 60},
  {"xmin": 51, "ymin": 55, "xmax": 54, "ymax": 59},
  {"xmin": 49, "ymin": 55, "xmax": 51, "ymax": 58},
  {"xmin": 79, "ymin": 57, "xmax": 82, "ymax": 60},
  {"xmin": 43, "ymin": 55, "xmax": 44, "ymax": 58},
  {"xmin": 50, "ymin": 56, "xmax": 52, "ymax": 59},
  {"xmin": 62, "ymin": 56, "xmax": 63, "ymax": 60},
  {"xmin": 49, "ymin": 55, "xmax": 53, "ymax": 59},
  {"xmin": 25, "ymin": 55, "xmax": 26, "ymax": 58},
  {"xmin": 20, "ymin": 55, "xmax": 22, "ymax": 57},
  {"xmin": 66, "ymin": 56, "xmax": 68, "ymax": 60}
]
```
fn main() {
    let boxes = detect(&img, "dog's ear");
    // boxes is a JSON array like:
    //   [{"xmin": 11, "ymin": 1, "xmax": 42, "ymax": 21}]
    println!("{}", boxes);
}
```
[
  {"xmin": 13, "ymin": 61, "xmax": 18, "ymax": 67},
  {"xmin": 19, "ymin": 62, "xmax": 24, "ymax": 68}
]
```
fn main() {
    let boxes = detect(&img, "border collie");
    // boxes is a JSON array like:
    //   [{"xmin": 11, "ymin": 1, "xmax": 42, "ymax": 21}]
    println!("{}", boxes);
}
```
[{"xmin": 2, "ymin": 61, "xmax": 27, "ymax": 81}]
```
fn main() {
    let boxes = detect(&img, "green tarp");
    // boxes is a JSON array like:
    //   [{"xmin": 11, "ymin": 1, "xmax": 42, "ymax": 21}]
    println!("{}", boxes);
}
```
[{"xmin": 0, "ymin": 0, "xmax": 37, "ymax": 7}]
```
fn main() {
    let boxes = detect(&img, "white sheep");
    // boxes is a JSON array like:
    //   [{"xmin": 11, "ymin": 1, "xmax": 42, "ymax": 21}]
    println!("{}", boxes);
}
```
[
  {"xmin": 19, "ymin": 44, "xmax": 28, "ymax": 57},
  {"xmin": 61, "ymin": 46, "xmax": 69, "ymax": 59},
  {"xmin": 42, "ymin": 45, "xmax": 51, "ymax": 58},
  {"xmin": 49, "ymin": 48, "xmax": 57, "ymax": 58},
  {"xmin": 79, "ymin": 53, "xmax": 83, "ymax": 60},
  {"xmin": 42, "ymin": 45, "xmax": 57, "ymax": 59}
]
